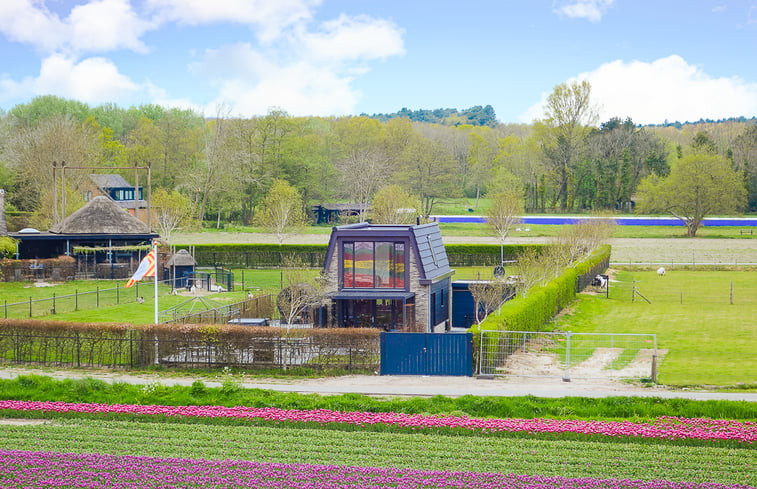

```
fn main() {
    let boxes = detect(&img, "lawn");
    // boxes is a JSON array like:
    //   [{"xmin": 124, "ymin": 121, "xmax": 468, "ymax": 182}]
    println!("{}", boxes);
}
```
[{"xmin": 553, "ymin": 270, "xmax": 757, "ymax": 387}]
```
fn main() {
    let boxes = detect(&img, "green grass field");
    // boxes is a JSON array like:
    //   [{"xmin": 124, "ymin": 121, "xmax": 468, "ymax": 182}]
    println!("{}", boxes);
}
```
[{"xmin": 553, "ymin": 270, "xmax": 757, "ymax": 387}]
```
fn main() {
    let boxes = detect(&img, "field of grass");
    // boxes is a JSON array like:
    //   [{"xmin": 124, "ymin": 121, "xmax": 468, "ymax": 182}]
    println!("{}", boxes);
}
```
[{"xmin": 554, "ymin": 270, "xmax": 757, "ymax": 387}]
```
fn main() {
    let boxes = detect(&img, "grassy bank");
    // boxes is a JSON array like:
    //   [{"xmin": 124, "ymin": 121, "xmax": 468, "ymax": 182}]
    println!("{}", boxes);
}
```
[{"xmin": 1, "ymin": 375, "xmax": 754, "ymax": 421}]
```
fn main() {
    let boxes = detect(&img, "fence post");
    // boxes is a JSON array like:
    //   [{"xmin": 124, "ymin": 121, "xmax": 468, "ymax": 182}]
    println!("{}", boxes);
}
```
[
  {"xmin": 562, "ymin": 331, "xmax": 572, "ymax": 382},
  {"xmin": 75, "ymin": 289, "xmax": 78, "ymax": 311},
  {"xmin": 117, "ymin": 284, "xmax": 120, "ymax": 304},
  {"xmin": 4, "ymin": 300, "xmax": 6, "ymax": 319},
  {"xmin": 52, "ymin": 293, "xmax": 56, "ymax": 314},
  {"xmin": 29, "ymin": 296, "xmax": 32, "ymax": 318},
  {"xmin": 97, "ymin": 286, "xmax": 100, "ymax": 308}
]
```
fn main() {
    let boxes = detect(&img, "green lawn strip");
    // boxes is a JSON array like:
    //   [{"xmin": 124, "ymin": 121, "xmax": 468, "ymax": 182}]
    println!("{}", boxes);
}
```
[
  {"xmin": 0, "ymin": 419, "xmax": 752, "ymax": 484},
  {"xmin": 554, "ymin": 270, "xmax": 757, "ymax": 387},
  {"xmin": 2, "ymin": 375, "xmax": 756, "ymax": 422}
]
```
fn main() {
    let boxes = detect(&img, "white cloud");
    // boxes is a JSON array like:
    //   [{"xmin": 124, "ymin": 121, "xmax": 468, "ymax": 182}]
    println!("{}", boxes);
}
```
[
  {"xmin": 0, "ymin": 0, "xmax": 68, "ymax": 51},
  {"xmin": 69, "ymin": 0, "xmax": 152, "ymax": 53},
  {"xmin": 521, "ymin": 55, "xmax": 757, "ymax": 125},
  {"xmin": 0, "ymin": 0, "xmax": 151, "ymax": 54},
  {"xmin": 191, "ymin": 14, "xmax": 404, "ymax": 117},
  {"xmin": 146, "ymin": 0, "xmax": 319, "ymax": 42},
  {"xmin": 0, "ymin": 54, "xmax": 142, "ymax": 106},
  {"xmin": 553, "ymin": 0, "xmax": 615, "ymax": 22},
  {"xmin": 303, "ymin": 14, "xmax": 405, "ymax": 61}
]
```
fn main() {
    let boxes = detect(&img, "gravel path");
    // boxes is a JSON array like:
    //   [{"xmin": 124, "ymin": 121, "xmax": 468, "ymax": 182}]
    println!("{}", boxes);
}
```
[
  {"xmin": 174, "ymin": 232, "xmax": 757, "ymax": 265},
  {"xmin": 1, "ymin": 367, "xmax": 754, "ymax": 401}
]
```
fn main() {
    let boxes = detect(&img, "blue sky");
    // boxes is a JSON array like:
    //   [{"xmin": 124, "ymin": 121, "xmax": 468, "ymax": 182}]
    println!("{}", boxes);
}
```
[{"xmin": 1, "ymin": 0, "xmax": 756, "ymax": 124}]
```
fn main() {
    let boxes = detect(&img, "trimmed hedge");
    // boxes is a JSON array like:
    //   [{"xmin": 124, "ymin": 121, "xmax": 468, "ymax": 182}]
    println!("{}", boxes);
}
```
[
  {"xmin": 174, "ymin": 243, "xmax": 547, "ymax": 268},
  {"xmin": 475, "ymin": 245, "xmax": 611, "ymax": 333}
]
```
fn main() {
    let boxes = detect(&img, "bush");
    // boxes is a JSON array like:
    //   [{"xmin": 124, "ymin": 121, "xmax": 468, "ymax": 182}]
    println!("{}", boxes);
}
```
[{"xmin": 475, "ymin": 245, "xmax": 611, "ymax": 333}]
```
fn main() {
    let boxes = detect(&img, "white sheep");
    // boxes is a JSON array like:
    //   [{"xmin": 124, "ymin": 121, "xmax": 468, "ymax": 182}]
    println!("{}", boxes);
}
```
[{"xmin": 657, "ymin": 267, "xmax": 666, "ymax": 276}]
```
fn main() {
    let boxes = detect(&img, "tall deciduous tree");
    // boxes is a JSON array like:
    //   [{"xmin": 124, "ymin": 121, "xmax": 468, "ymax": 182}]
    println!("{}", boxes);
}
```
[
  {"xmin": 537, "ymin": 80, "xmax": 598, "ymax": 210},
  {"xmin": 486, "ymin": 191, "xmax": 523, "ymax": 265},
  {"xmin": 636, "ymin": 153, "xmax": 746, "ymax": 237},
  {"xmin": 255, "ymin": 179, "xmax": 307, "ymax": 245},
  {"xmin": 398, "ymin": 133, "xmax": 458, "ymax": 217},
  {"xmin": 370, "ymin": 185, "xmax": 420, "ymax": 224},
  {"xmin": 152, "ymin": 188, "xmax": 192, "ymax": 243}
]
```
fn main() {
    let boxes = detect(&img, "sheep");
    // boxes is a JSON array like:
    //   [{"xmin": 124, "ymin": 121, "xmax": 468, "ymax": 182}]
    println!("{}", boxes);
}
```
[
  {"xmin": 591, "ymin": 274, "xmax": 607, "ymax": 288},
  {"xmin": 657, "ymin": 267, "xmax": 666, "ymax": 276}
]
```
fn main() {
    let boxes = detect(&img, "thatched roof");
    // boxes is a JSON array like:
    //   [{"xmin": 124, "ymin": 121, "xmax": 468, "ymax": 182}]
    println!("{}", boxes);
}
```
[
  {"xmin": 167, "ymin": 249, "xmax": 196, "ymax": 266},
  {"xmin": 49, "ymin": 196, "xmax": 150, "ymax": 234}
]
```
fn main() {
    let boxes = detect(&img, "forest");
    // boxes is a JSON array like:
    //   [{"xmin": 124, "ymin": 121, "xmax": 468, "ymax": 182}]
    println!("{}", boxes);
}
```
[{"xmin": 0, "ymin": 82, "xmax": 755, "ymax": 232}]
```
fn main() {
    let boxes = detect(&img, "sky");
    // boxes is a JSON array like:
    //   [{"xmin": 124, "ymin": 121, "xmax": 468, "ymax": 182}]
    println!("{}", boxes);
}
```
[{"xmin": 1, "ymin": 0, "xmax": 756, "ymax": 125}]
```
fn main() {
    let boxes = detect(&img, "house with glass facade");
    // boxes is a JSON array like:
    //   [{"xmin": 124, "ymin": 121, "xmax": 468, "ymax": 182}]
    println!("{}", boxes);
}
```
[{"xmin": 322, "ymin": 222, "xmax": 454, "ymax": 332}]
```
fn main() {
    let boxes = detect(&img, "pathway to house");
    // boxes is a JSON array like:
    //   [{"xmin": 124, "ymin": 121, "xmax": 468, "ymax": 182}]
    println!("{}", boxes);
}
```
[
  {"xmin": 173, "ymin": 233, "xmax": 757, "ymax": 265},
  {"xmin": 1, "ymin": 367, "xmax": 754, "ymax": 401}
]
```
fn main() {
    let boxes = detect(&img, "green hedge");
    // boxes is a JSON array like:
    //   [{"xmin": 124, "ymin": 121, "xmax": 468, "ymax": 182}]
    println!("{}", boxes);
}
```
[
  {"xmin": 175, "ymin": 243, "xmax": 547, "ymax": 268},
  {"xmin": 475, "ymin": 245, "xmax": 611, "ymax": 333}
]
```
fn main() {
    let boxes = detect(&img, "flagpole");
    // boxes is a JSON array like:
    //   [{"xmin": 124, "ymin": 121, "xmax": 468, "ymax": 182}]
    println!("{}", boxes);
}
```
[{"xmin": 153, "ymin": 240, "xmax": 159, "ymax": 324}]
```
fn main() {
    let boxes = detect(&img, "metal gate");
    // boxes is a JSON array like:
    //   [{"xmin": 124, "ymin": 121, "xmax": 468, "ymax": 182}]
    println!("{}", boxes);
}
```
[
  {"xmin": 479, "ymin": 331, "xmax": 658, "ymax": 381},
  {"xmin": 380, "ymin": 332, "xmax": 473, "ymax": 376}
]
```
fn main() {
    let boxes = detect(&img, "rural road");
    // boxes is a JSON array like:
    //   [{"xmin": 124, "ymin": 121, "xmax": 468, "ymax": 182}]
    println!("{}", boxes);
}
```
[
  {"xmin": 174, "ymin": 232, "xmax": 757, "ymax": 265},
  {"xmin": 1, "ymin": 368, "xmax": 755, "ymax": 402}
]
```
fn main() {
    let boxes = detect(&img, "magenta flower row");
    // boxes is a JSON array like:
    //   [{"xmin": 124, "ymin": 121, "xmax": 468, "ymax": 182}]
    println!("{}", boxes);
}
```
[
  {"xmin": 0, "ymin": 449, "xmax": 751, "ymax": 489},
  {"xmin": 0, "ymin": 400, "xmax": 754, "ymax": 443}
]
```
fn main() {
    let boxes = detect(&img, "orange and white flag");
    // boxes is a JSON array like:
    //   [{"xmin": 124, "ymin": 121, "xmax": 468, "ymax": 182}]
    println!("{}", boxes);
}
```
[{"xmin": 125, "ymin": 248, "xmax": 156, "ymax": 288}]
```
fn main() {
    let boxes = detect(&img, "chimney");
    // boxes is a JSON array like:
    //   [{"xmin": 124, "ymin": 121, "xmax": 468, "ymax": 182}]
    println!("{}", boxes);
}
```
[{"xmin": 0, "ymin": 189, "xmax": 7, "ymax": 235}]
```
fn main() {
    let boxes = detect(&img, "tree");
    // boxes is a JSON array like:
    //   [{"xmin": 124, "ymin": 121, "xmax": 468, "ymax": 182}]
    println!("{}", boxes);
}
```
[
  {"xmin": 370, "ymin": 185, "xmax": 420, "ymax": 224},
  {"xmin": 636, "ymin": 153, "xmax": 746, "ymax": 237},
  {"xmin": 398, "ymin": 133, "xmax": 458, "ymax": 217},
  {"xmin": 334, "ymin": 116, "xmax": 388, "ymax": 221},
  {"xmin": 152, "ymin": 188, "xmax": 192, "ymax": 244},
  {"xmin": 486, "ymin": 191, "xmax": 523, "ymax": 265},
  {"xmin": 278, "ymin": 256, "xmax": 328, "ymax": 330},
  {"xmin": 255, "ymin": 179, "xmax": 307, "ymax": 245},
  {"xmin": 536, "ymin": 80, "xmax": 598, "ymax": 210},
  {"xmin": 468, "ymin": 279, "xmax": 511, "ymax": 325}
]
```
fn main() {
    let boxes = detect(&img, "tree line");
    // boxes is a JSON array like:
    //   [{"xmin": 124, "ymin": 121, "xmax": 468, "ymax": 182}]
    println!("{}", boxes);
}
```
[{"xmin": 0, "ymin": 83, "xmax": 754, "ymax": 235}]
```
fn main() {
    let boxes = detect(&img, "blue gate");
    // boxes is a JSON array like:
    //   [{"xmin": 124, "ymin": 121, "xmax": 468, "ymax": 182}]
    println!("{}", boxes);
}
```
[{"xmin": 380, "ymin": 332, "xmax": 473, "ymax": 376}]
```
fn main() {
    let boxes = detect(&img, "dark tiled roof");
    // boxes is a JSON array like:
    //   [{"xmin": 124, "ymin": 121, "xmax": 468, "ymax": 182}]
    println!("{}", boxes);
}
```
[
  {"xmin": 89, "ymin": 174, "xmax": 132, "ymax": 189},
  {"xmin": 411, "ymin": 224, "xmax": 451, "ymax": 281}
]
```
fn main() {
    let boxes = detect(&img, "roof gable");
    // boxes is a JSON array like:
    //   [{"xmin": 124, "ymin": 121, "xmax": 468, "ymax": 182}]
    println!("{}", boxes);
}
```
[
  {"xmin": 89, "ymin": 174, "xmax": 132, "ymax": 189},
  {"xmin": 49, "ymin": 196, "xmax": 150, "ymax": 234}
]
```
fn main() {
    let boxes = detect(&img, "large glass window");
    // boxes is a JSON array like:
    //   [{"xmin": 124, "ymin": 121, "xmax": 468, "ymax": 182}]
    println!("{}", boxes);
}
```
[
  {"xmin": 354, "ymin": 242, "xmax": 374, "ymax": 287},
  {"xmin": 393, "ymin": 243, "xmax": 405, "ymax": 288},
  {"xmin": 342, "ymin": 241, "xmax": 407, "ymax": 289},
  {"xmin": 342, "ymin": 242, "xmax": 354, "ymax": 287}
]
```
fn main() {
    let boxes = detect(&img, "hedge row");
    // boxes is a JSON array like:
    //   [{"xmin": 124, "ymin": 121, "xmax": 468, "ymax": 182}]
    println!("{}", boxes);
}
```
[
  {"xmin": 475, "ymin": 245, "xmax": 612, "ymax": 333},
  {"xmin": 0, "ymin": 319, "xmax": 380, "ymax": 371},
  {"xmin": 174, "ymin": 243, "xmax": 546, "ymax": 268}
]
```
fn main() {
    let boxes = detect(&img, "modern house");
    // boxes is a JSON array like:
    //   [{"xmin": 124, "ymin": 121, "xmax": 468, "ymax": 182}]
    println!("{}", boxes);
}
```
[
  {"xmin": 84, "ymin": 174, "xmax": 147, "ymax": 219},
  {"xmin": 322, "ymin": 222, "xmax": 454, "ymax": 332}
]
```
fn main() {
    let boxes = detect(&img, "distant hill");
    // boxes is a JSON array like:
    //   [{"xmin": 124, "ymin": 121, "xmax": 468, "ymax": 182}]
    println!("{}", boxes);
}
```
[
  {"xmin": 646, "ymin": 116, "xmax": 757, "ymax": 129},
  {"xmin": 364, "ymin": 105, "xmax": 498, "ymax": 127}
]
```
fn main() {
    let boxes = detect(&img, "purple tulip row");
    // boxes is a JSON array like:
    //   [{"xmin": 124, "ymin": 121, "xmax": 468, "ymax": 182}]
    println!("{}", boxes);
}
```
[
  {"xmin": 0, "ymin": 400, "xmax": 754, "ymax": 443},
  {"xmin": 0, "ymin": 449, "xmax": 752, "ymax": 489}
]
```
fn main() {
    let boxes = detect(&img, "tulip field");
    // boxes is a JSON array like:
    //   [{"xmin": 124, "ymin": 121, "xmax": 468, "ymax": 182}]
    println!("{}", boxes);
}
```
[{"xmin": 0, "ymin": 400, "xmax": 754, "ymax": 488}]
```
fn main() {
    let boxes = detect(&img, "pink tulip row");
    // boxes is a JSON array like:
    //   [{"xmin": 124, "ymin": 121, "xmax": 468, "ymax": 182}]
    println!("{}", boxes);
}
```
[
  {"xmin": 0, "ymin": 449, "xmax": 751, "ymax": 489},
  {"xmin": 0, "ymin": 400, "xmax": 754, "ymax": 443}
]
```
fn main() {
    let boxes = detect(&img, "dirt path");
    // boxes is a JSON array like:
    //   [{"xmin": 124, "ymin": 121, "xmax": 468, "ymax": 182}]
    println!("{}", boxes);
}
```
[
  {"xmin": 173, "ymin": 232, "xmax": 757, "ymax": 265},
  {"xmin": 1, "ymin": 367, "xmax": 754, "ymax": 401}
]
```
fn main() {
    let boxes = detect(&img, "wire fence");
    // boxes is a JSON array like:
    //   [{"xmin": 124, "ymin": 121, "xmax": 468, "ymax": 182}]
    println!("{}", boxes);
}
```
[
  {"xmin": 478, "ymin": 330, "xmax": 658, "ymax": 381},
  {"xmin": 0, "ymin": 328, "xmax": 380, "ymax": 372},
  {"xmin": 1, "ymin": 280, "xmax": 172, "ymax": 319}
]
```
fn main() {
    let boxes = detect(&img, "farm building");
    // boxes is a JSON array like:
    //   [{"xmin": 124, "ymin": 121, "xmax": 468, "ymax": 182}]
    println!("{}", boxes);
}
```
[
  {"xmin": 322, "ymin": 222, "xmax": 454, "ymax": 332},
  {"xmin": 84, "ymin": 174, "xmax": 147, "ymax": 220},
  {"xmin": 7, "ymin": 196, "xmax": 158, "ymax": 279}
]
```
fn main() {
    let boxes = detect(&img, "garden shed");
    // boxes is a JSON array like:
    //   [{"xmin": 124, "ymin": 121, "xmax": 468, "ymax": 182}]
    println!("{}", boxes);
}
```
[
  {"xmin": 322, "ymin": 222, "xmax": 454, "ymax": 332},
  {"xmin": 164, "ymin": 249, "xmax": 196, "ymax": 288}
]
